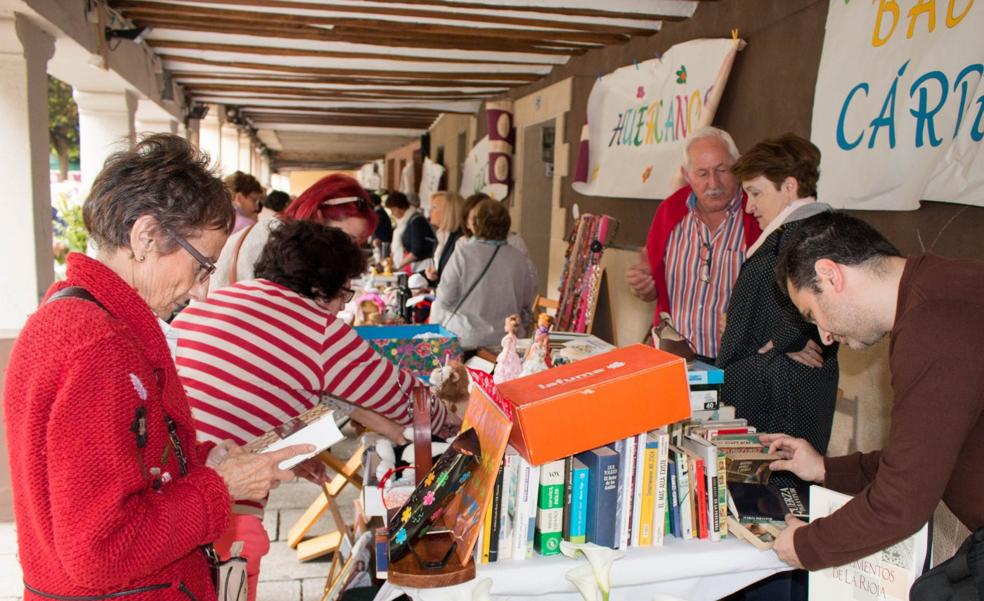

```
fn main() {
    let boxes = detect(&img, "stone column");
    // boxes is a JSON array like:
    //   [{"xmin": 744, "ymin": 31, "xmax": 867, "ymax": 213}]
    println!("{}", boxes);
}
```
[
  {"xmin": 220, "ymin": 120, "xmax": 240, "ymax": 175},
  {"xmin": 0, "ymin": 13, "xmax": 55, "ymax": 332},
  {"xmin": 198, "ymin": 104, "xmax": 221, "ymax": 168},
  {"xmin": 259, "ymin": 153, "xmax": 272, "ymax": 188},
  {"xmin": 238, "ymin": 131, "xmax": 252, "ymax": 175},
  {"xmin": 75, "ymin": 89, "xmax": 137, "ymax": 191}
]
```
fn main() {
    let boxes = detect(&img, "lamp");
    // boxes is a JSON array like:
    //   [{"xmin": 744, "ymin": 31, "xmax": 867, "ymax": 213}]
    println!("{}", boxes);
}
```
[
  {"xmin": 104, "ymin": 26, "xmax": 149, "ymax": 44},
  {"xmin": 187, "ymin": 104, "xmax": 209, "ymax": 121}
]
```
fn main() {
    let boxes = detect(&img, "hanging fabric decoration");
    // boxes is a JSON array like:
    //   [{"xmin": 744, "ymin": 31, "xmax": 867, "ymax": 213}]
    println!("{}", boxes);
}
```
[
  {"xmin": 555, "ymin": 214, "xmax": 619, "ymax": 333},
  {"xmin": 486, "ymin": 100, "xmax": 515, "ymax": 200}
]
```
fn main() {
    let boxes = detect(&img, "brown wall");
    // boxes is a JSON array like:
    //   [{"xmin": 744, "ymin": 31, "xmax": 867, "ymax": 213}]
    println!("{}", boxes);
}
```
[{"xmin": 496, "ymin": 0, "xmax": 984, "ymax": 257}]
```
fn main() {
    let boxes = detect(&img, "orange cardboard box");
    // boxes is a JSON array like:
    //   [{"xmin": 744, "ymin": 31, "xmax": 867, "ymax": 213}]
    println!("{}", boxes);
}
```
[{"xmin": 496, "ymin": 344, "xmax": 691, "ymax": 466}]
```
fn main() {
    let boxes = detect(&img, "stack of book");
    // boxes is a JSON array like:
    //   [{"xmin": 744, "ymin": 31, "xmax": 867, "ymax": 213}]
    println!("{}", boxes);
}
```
[
  {"xmin": 687, "ymin": 360, "xmax": 724, "ymax": 411},
  {"xmin": 472, "ymin": 404, "xmax": 779, "ymax": 562}
]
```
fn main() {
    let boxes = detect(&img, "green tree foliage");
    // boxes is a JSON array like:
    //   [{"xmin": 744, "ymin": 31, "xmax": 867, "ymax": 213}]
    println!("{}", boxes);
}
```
[{"xmin": 49, "ymin": 75, "xmax": 79, "ymax": 181}]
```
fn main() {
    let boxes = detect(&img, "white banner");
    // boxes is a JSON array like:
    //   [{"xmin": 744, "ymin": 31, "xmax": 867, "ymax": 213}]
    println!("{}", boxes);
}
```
[
  {"xmin": 418, "ymin": 157, "xmax": 445, "ymax": 212},
  {"xmin": 572, "ymin": 38, "xmax": 741, "ymax": 199},
  {"xmin": 459, "ymin": 136, "xmax": 509, "ymax": 200},
  {"xmin": 812, "ymin": 0, "xmax": 984, "ymax": 209}
]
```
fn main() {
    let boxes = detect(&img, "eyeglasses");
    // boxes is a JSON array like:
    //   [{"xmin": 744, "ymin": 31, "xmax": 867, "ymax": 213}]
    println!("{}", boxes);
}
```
[
  {"xmin": 168, "ymin": 231, "xmax": 216, "ymax": 284},
  {"xmin": 338, "ymin": 286, "xmax": 356, "ymax": 303},
  {"xmin": 698, "ymin": 241, "xmax": 712, "ymax": 283}
]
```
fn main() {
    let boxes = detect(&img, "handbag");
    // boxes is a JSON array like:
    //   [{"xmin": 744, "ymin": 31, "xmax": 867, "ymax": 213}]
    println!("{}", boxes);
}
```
[
  {"xmin": 214, "ymin": 542, "xmax": 248, "ymax": 601},
  {"xmin": 910, "ymin": 527, "xmax": 984, "ymax": 601}
]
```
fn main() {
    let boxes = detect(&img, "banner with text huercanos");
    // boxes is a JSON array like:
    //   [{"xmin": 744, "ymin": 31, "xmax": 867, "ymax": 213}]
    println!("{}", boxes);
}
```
[
  {"xmin": 812, "ymin": 0, "xmax": 984, "ymax": 209},
  {"xmin": 572, "ymin": 38, "xmax": 741, "ymax": 200}
]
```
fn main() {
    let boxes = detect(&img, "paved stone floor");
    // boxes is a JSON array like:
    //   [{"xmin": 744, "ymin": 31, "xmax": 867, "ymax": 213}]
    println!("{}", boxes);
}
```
[{"xmin": 0, "ymin": 436, "xmax": 362, "ymax": 601}]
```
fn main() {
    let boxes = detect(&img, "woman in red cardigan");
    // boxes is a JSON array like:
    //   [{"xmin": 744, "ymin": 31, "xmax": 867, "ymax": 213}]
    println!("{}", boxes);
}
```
[{"xmin": 3, "ymin": 135, "xmax": 312, "ymax": 600}]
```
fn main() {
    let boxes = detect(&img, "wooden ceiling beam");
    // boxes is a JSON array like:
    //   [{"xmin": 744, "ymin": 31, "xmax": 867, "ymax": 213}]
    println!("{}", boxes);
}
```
[
  {"xmin": 184, "ymin": 83, "xmax": 493, "ymax": 99},
  {"xmin": 161, "ymin": 54, "xmax": 541, "ymax": 83},
  {"xmin": 118, "ymin": 1, "xmax": 628, "ymax": 45},
  {"xmin": 137, "ymin": 17, "xmax": 584, "ymax": 54},
  {"xmin": 246, "ymin": 113, "xmax": 435, "ymax": 128},
  {"xmin": 240, "ymin": 103, "xmax": 476, "ymax": 115},
  {"xmin": 119, "ymin": 0, "xmax": 664, "ymax": 34},
  {"xmin": 172, "ymin": 71, "xmax": 509, "ymax": 89},
  {"xmin": 354, "ymin": 0, "xmax": 663, "ymax": 20},
  {"xmin": 150, "ymin": 40, "xmax": 559, "ymax": 66}
]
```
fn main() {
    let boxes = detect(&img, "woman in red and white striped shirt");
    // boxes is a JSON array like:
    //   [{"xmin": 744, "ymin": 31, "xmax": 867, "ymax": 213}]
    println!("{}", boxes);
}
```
[{"xmin": 172, "ymin": 220, "xmax": 453, "ymax": 598}]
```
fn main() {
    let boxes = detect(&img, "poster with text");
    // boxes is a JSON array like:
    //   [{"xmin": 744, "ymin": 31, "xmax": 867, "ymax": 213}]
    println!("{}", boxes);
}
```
[
  {"xmin": 808, "ymin": 486, "xmax": 929, "ymax": 601},
  {"xmin": 459, "ymin": 136, "xmax": 508, "ymax": 201},
  {"xmin": 812, "ymin": 0, "xmax": 984, "ymax": 209},
  {"xmin": 572, "ymin": 38, "xmax": 741, "ymax": 200}
]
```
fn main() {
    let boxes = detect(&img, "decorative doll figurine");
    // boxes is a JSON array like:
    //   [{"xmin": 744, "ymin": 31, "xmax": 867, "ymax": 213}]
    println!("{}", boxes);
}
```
[
  {"xmin": 382, "ymin": 256, "xmax": 395, "ymax": 276},
  {"xmin": 493, "ymin": 314, "xmax": 523, "ymax": 384},
  {"xmin": 520, "ymin": 313, "xmax": 554, "ymax": 376}
]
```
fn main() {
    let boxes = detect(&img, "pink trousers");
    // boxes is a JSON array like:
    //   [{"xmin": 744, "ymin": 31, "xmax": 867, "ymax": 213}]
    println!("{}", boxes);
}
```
[{"xmin": 213, "ymin": 514, "xmax": 271, "ymax": 601}]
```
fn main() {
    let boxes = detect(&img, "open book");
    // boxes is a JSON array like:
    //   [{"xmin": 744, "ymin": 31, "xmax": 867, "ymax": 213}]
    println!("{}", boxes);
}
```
[{"xmin": 242, "ymin": 404, "xmax": 345, "ymax": 470}]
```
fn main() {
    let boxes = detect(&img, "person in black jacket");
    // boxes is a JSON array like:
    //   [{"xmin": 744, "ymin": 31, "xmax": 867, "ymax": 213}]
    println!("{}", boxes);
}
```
[
  {"xmin": 385, "ymin": 191, "xmax": 435, "ymax": 271},
  {"xmin": 718, "ymin": 133, "xmax": 838, "ymax": 601},
  {"xmin": 368, "ymin": 191, "xmax": 392, "ymax": 255},
  {"xmin": 423, "ymin": 191, "xmax": 465, "ymax": 286}
]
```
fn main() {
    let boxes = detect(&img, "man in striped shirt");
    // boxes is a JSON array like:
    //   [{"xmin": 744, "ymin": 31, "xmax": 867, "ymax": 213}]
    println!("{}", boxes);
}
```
[
  {"xmin": 626, "ymin": 127, "xmax": 762, "ymax": 362},
  {"xmin": 171, "ymin": 221, "xmax": 453, "ymax": 599}
]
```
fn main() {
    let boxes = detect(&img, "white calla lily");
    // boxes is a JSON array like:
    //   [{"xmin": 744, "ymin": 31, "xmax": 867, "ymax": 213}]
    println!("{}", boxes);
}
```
[
  {"xmin": 565, "ymin": 563, "xmax": 599, "ymax": 601},
  {"xmin": 559, "ymin": 541, "xmax": 625, "ymax": 600}
]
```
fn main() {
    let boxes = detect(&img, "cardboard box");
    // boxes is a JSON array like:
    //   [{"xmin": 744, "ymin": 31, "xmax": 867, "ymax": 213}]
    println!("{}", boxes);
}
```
[
  {"xmin": 496, "ymin": 344, "xmax": 691, "ymax": 466},
  {"xmin": 355, "ymin": 324, "xmax": 463, "ymax": 378}
]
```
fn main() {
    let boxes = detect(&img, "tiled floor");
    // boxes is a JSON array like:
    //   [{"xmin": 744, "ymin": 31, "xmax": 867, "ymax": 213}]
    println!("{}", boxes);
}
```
[{"xmin": 0, "ymin": 437, "xmax": 362, "ymax": 601}]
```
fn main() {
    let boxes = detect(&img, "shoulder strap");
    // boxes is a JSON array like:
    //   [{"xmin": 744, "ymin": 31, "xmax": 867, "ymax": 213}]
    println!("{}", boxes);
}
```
[
  {"xmin": 442, "ymin": 245, "xmax": 501, "ymax": 324},
  {"xmin": 47, "ymin": 286, "xmax": 108, "ymax": 313},
  {"xmin": 228, "ymin": 222, "xmax": 257, "ymax": 286}
]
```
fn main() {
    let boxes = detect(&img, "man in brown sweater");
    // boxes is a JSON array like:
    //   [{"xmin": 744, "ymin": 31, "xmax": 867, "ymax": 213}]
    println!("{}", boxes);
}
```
[{"xmin": 763, "ymin": 212, "xmax": 984, "ymax": 570}]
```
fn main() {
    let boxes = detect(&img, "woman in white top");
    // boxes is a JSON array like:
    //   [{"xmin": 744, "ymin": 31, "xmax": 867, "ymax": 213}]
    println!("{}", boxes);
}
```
[{"xmin": 210, "ymin": 174, "xmax": 378, "ymax": 290}]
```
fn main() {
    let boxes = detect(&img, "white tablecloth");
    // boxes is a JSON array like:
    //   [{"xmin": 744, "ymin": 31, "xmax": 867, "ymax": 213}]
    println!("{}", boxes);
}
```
[{"xmin": 375, "ymin": 537, "xmax": 790, "ymax": 601}]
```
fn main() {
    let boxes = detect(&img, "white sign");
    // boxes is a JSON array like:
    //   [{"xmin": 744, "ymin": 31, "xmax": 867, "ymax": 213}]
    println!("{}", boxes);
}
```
[
  {"xmin": 459, "ymin": 136, "xmax": 509, "ymax": 200},
  {"xmin": 812, "ymin": 0, "xmax": 984, "ymax": 209},
  {"xmin": 418, "ymin": 157, "xmax": 445, "ymax": 212},
  {"xmin": 809, "ymin": 486, "xmax": 929, "ymax": 601},
  {"xmin": 572, "ymin": 38, "xmax": 741, "ymax": 199}
]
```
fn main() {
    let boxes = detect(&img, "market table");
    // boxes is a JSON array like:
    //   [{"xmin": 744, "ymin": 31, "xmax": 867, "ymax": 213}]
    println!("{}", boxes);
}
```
[{"xmin": 374, "ymin": 536, "xmax": 790, "ymax": 601}]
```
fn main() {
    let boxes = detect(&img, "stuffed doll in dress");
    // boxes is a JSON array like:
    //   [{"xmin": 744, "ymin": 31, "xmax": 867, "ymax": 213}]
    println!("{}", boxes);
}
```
[{"xmin": 493, "ymin": 314, "xmax": 523, "ymax": 384}]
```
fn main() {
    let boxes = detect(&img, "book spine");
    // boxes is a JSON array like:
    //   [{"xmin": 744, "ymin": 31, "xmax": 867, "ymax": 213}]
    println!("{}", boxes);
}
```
[
  {"xmin": 694, "ymin": 458, "xmax": 708, "ymax": 540},
  {"xmin": 638, "ymin": 442, "xmax": 659, "ymax": 546},
  {"xmin": 614, "ymin": 436, "xmax": 635, "ymax": 550},
  {"xmin": 653, "ymin": 432, "xmax": 670, "ymax": 546},
  {"xmin": 498, "ymin": 452, "xmax": 517, "ymax": 560},
  {"xmin": 582, "ymin": 449, "xmax": 620, "ymax": 549},
  {"xmin": 524, "ymin": 465, "xmax": 541, "ymax": 558},
  {"xmin": 561, "ymin": 456, "xmax": 574, "ymax": 541},
  {"xmin": 570, "ymin": 461, "xmax": 589, "ymax": 544},
  {"xmin": 629, "ymin": 432, "xmax": 647, "ymax": 547},
  {"xmin": 488, "ymin": 461, "xmax": 504, "ymax": 561},
  {"xmin": 534, "ymin": 460, "xmax": 565, "ymax": 556},
  {"xmin": 717, "ymin": 450, "xmax": 728, "ymax": 540},
  {"xmin": 511, "ymin": 458, "xmax": 533, "ymax": 560},
  {"xmin": 672, "ymin": 448, "xmax": 693, "ymax": 539},
  {"xmin": 667, "ymin": 459, "xmax": 680, "ymax": 538},
  {"xmin": 481, "ymin": 489, "xmax": 493, "ymax": 563}
]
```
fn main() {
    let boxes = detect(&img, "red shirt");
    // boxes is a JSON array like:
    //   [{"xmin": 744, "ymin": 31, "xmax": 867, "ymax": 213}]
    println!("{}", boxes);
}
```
[{"xmin": 4, "ymin": 253, "xmax": 230, "ymax": 600}]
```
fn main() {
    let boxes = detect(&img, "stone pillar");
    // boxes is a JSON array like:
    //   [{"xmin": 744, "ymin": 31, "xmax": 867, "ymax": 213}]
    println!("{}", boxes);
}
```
[
  {"xmin": 198, "ymin": 105, "xmax": 221, "ymax": 169},
  {"xmin": 0, "ymin": 13, "xmax": 55, "ymax": 332},
  {"xmin": 183, "ymin": 117, "xmax": 200, "ymax": 148},
  {"xmin": 75, "ymin": 89, "xmax": 137, "ymax": 191},
  {"xmin": 220, "ymin": 121, "xmax": 240, "ymax": 176},
  {"xmin": 238, "ymin": 131, "xmax": 252, "ymax": 175},
  {"xmin": 259, "ymin": 153, "xmax": 272, "ymax": 188}
]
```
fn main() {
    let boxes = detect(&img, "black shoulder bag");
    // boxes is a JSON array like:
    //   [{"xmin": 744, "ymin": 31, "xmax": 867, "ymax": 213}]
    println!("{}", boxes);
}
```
[{"xmin": 910, "ymin": 527, "xmax": 984, "ymax": 601}]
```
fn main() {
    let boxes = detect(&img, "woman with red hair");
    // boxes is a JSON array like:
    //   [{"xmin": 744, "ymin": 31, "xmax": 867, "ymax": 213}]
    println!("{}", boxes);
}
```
[{"xmin": 210, "ymin": 173, "xmax": 378, "ymax": 289}]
